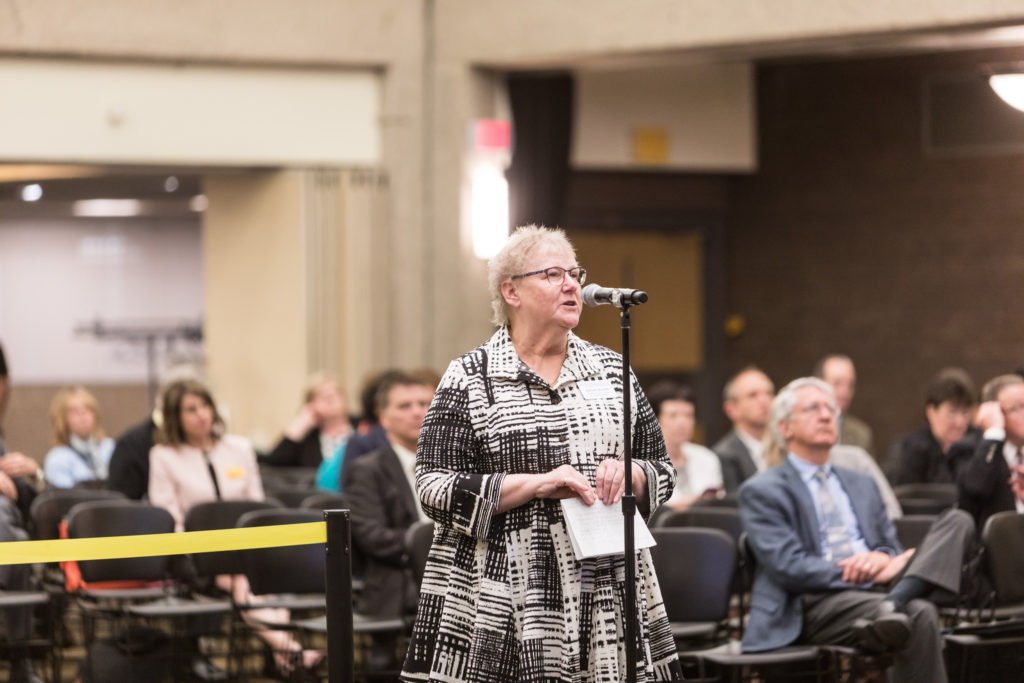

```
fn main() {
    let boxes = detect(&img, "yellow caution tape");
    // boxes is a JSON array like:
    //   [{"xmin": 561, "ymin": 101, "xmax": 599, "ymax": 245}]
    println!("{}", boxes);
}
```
[{"xmin": 0, "ymin": 522, "xmax": 327, "ymax": 566}]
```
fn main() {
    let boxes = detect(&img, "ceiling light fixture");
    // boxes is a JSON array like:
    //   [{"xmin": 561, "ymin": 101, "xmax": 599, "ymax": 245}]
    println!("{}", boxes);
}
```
[
  {"xmin": 72, "ymin": 199, "xmax": 143, "ymax": 217},
  {"xmin": 20, "ymin": 184, "xmax": 43, "ymax": 202},
  {"xmin": 989, "ymin": 73, "xmax": 1024, "ymax": 112}
]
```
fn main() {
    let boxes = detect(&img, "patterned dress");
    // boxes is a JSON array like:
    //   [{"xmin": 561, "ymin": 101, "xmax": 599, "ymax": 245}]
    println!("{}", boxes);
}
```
[{"xmin": 401, "ymin": 327, "xmax": 682, "ymax": 682}]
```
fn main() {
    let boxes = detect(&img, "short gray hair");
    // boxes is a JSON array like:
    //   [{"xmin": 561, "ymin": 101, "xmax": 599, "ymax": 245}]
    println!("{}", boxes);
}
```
[
  {"xmin": 764, "ymin": 377, "xmax": 837, "ymax": 464},
  {"xmin": 982, "ymin": 374, "xmax": 1024, "ymax": 402},
  {"xmin": 487, "ymin": 224, "xmax": 576, "ymax": 327}
]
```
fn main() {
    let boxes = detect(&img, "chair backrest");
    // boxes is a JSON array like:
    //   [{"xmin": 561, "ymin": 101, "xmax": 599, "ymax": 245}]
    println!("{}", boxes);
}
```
[
  {"xmin": 30, "ymin": 488, "xmax": 127, "ymax": 541},
  {"xmin": 981, "ymin": 511, "xmax": 1024, "ymax": 604},
  {"xmin": 184, "ymin": 499, "xmax": 283, "ymax": 577},
  {"xmin": 299, "ymin": 492, "xmax": 349, "ymax": 511},
  {"xmin": 893, "ymin": 514, "xmax": 938, "ymax": 551},
  {"xmin": 691, "ymin": 493, "xmax": 739, "ymax": 509},
  {"xmin": 259, "ymin": 466, "xmax": 318, "ymax": 490},
  {"xmin": 237, "ymin": 508, "xmax": 325, "ymax": 595},
  {"xmin": 656, "ymin": 507, "xmax": 744, "ymax": 545},
  {"xmin": 649, "ymin": 527, "xmax": 736, "ymax": 624},
  {"xmin": 405, "ymin": 520, "xmax": 434, "ymax": 586},
  {"xmin": 896, "ymin": 498, "xmax": 951, "ymax": 516},
  {"xmin": 263, "ymin": 484, "xmax": 319, "ymax": 508},
  {"xmin": 66, "ymin": 500, "xmax": 174, "ymax": 583},
  {"xmin": 891, "ymin": 483, "xmax": 958, "ymax": 504}
]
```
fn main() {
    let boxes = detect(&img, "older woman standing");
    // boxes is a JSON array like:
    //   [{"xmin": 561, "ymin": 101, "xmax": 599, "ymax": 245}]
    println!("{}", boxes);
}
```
[{"xmin": 402, "ymin": 226, "xmax": 680, "ymax": 682}]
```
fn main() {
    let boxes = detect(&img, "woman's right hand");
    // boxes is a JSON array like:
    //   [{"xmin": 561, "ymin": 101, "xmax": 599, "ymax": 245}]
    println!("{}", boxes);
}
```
[
  {"xmin": 535, "ymin": 464, "xmax": 596, "ymax": 505},
  {"xmin": 284, "ymin": 404, "xmax": 320, "ymax": 440}
]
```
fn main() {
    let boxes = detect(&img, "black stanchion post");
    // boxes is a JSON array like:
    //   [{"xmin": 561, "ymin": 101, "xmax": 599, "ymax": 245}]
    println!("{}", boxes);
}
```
[
  {"xmin": 580, "ymin": 282, "xmax": 648, "ymax": 683},
  {"xmin": 324, "ymin": 509, "xmax": 354, "ymax": 683},
  {"xmin": 620, "ymin": 306, "xmax": 638, "ymax": 683}
]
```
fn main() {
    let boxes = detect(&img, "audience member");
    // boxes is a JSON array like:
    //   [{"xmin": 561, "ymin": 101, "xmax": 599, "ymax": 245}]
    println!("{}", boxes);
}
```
[
  {"xmin": 148, "ymin": 379, "xmax": 320, "ymax": 676},
  {"xmin": 0, "ymin": 344, "xmax": 43, "ymax": 683},
  {"xmin": 763, "ymin": 418, "xmax": 902, "ymax": 520},
  {"xmin": 108, "ymin": 366, "xmax": 204, "ymax": 500},
  {"xmin": 958, "ymin": 373, "xmax": 1024, "ymax": 531},
  {"xmin": 347, "ymin": 371, "xmax": 434, "ymax": 669},
  {"xmin": 107, "ymin": 412, "xmax": 158, "ymax": 500},
  {"xmin": 43, "ymin": 386, "xmax": 114, "ymax": 489},
  {"xmin": 262, "ymin": 373, "xmax": 353, "ymax": 469},
  {"xmin": 739, "ymin": 377, "xmax": 975, "ymax": 683},
  {"xmin": 647, "ymin": 380, "xmax": 723, "ymax": 509},
  {"xmin": 712, "ymin": 366, "xmax": 774, "ymax": 493},
  {"xmin": 339, "ymin": 369, "xmax": 406, "ymax": 490},
  {"xmin": 814, "ymin": 353, "xmax": 874, "ymax": 455},
  {"xmin": 890, "ymin": 368, "xmax": 978, "ymax": 485}
]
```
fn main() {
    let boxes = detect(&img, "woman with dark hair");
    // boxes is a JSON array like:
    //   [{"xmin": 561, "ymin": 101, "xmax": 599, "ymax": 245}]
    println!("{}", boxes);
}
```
[{"xmin": 148, "ymin": 378, "xmax": 321, "ymax": 676}]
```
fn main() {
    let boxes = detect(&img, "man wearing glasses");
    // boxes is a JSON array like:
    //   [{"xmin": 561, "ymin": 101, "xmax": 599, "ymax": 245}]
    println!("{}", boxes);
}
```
[
  {"xmin": 958, "ymin": 373, "xmax": 1024, "ymax": 531},
  {"xmin": 740, "ymin": 377, "xmax": 974, "ymax": 683}
]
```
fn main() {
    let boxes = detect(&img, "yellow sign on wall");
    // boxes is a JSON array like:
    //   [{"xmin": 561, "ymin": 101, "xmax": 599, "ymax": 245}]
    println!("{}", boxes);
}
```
[{"xmin": 631, "ymin": 126, "xmax": 670, "ymax": 164}]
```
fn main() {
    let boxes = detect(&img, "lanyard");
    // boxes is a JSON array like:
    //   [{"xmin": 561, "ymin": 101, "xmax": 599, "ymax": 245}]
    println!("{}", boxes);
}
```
[{"xmin": 203, "ymin": 451, "xmax": 221, "ymax": 499}]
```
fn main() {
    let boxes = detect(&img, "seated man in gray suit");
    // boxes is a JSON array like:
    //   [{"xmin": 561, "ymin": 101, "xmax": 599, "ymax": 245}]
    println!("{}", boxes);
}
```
[
  {"xmin": 739, "ymin": 377, "xmax": 975, "ymax": 683},
  {"xmin": 712, "ymin": 366, "xmax": 774, "ymax": 493}
]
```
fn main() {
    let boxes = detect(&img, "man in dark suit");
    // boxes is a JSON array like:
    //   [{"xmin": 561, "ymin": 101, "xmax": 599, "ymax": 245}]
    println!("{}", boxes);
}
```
[
  {"xmin": 712, "ymin": 366, "xmax": 774, "ymax": 493},
  {"xmin": 347, "ymin": 371, "xmax": 434, "ymax": 668},
  {"xmin": 958, "ymin": 374, "xmax": 1024, "ymax": 532},
  {"xmin": 740, "ymin": 377, "xmax": 975, "ymax": 683}
]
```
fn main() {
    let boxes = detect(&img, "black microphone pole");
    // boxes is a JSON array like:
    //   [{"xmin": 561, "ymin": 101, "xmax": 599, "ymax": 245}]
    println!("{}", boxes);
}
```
[{"xmin": 620, "ymin": 303, "xmax": 639, "ymax": 683}]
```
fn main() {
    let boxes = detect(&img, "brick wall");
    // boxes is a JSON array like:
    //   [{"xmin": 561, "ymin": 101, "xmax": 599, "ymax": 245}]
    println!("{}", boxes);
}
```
[{"xmin": 727, "ymin": 47, "xmax": 1024, "ymax": 459}]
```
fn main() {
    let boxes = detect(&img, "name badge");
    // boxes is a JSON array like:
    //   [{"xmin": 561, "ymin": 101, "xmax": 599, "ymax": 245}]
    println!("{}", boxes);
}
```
[
  {"xmin": 225, "ymin": 467, "xmax": 245, "ymax": 480},
  {"xmin": 578, "ymin": 379, "xmax": 616, "ymax": 400}
]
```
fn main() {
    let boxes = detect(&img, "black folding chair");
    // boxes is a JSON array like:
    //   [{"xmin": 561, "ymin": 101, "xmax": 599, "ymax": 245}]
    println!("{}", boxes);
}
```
[
  {"xmin": 68, "ymin": 500, "xmax": 229, "ymax": 678},
  {"xmin": 404, "ymin": 520, "xmax": 434, "ymax": 588},
  {"xmin": 942, "ymin": 512, "xmax": 1024, "ymax": 681},
  {"xmin": 650, "ymin": 527, "xmax": 735, "ymax": 659},
  {"xmin": 655, "ymin": 507, "xmax": 744, "ymax": 544},
  {"xmin": 893, "ymin": 514, "xmax": 938, "ymax": 552},
  {"xmin": 183, "ymin": 499, "xmax": 284, "ymax": 676}
]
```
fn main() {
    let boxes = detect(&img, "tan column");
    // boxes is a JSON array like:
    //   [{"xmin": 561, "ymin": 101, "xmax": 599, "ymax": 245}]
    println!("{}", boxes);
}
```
[{"xmin": 203, "ymin": 171, "xmax": 315, "ymax": 449}]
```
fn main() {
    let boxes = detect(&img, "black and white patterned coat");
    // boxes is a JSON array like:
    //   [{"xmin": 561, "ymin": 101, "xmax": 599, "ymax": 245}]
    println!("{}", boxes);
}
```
[{"xmin": 401, "ymin": 327, "xmax": 681, "ymax": 682}]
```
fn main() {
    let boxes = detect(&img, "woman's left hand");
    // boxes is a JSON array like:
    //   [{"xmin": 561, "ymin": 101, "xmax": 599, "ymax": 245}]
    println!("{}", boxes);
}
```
[{"xmin": 594, "ymin": 458, "xmax": 646, "ymax": 504}]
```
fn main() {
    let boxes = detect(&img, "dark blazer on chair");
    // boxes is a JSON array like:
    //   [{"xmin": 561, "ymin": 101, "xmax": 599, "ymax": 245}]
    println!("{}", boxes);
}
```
[
  {"xmin": 712, "ymin": 430, "xmax": 759, "ymax": 494},
  {"xmin": 958, "ymin": 437, "xmax": 1017, "ymax": 533},
  {"xmin": 738, "ymin": 459, "xmax": 901, "ymax": 652},
  {"xmin": 346, "ymin": 443, "xmax": 421, "ymax": 618}
]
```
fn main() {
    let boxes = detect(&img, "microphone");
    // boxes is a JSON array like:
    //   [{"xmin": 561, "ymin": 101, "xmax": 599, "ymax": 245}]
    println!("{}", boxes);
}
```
[{"xmin": 581, "ymin": 283, "xmax": 649, "ymax": 308}]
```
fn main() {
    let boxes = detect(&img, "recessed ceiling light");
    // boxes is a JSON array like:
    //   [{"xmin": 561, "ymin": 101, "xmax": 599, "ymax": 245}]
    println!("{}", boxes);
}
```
[
  {"xmin": 72, "ymin": 199, "xmax": 143, "ymax": 217},
  {"xmin": 189, "ymin": 194, "xmax": 208, "ymax": 212},
  {"xmin": 164, "ymin": 176, "xmax": 180, "ymax": 192},
  {"xmin": 21, "ymin": 184, "xmax": 43, "ymax": 202}
]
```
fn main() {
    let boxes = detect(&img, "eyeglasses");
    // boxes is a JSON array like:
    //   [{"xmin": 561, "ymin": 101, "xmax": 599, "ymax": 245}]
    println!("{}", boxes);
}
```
[
  {"xmin": 796, "ymin": 401, "xmax": 838, "ymax": 417},
  {"xmin": 511, "ymin": 266, "xmax": 587, "ymax": 286}
]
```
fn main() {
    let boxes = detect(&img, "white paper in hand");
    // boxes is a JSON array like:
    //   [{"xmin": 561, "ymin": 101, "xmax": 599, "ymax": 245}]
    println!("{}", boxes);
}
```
[{"xmin": 559, "ymin": 497, "xmax": 657, "ymax": 561}]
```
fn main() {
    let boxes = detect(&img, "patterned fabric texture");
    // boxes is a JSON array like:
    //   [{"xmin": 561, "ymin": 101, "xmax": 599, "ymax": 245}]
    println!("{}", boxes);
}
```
[{"xmin": 401, "ymin": 327, "xmax": 682, "ymax": 682}]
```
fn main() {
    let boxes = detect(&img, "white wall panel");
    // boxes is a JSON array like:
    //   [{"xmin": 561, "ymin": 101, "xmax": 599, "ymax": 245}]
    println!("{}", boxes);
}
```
[{"xmin": 0, "ymin": 59, "xmax": 380, "ymax": 166}]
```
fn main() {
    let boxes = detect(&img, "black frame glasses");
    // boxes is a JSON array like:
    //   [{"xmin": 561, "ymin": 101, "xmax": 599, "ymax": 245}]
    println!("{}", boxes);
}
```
[{"xmin": 511, "ymin": 266, "xmax": 587, "ymax": 286}]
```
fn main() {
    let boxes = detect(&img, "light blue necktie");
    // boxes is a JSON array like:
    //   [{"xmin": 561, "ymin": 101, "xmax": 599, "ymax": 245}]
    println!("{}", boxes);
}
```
[{"xmin": 815, "ymin": 468, "xmax": 853, "ymax": 562}]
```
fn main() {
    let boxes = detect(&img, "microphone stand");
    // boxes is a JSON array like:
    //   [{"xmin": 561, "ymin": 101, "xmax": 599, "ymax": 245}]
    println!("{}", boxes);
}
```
[{"xmin": 619, "ymin": 303, "xmax": 639, "ymax": 683}]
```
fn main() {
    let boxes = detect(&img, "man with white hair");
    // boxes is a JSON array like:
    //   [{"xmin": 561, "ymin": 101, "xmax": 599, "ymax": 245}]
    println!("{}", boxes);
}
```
[{"xmin": 739, "ymin": 377, "xmax": 975, "ymax": 683}]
